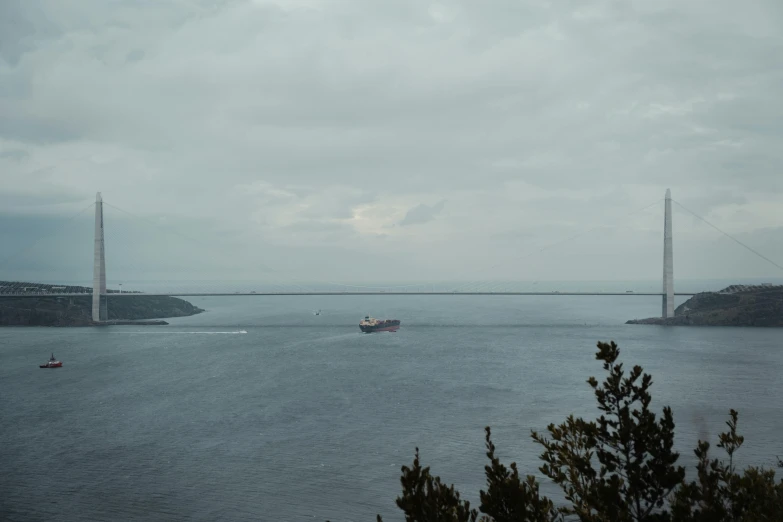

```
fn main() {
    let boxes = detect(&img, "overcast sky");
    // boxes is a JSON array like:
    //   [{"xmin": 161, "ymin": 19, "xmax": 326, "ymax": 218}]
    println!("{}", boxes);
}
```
[{"xmin": 1, "ymin": 0, "xmax": 782, "ymax": 285}]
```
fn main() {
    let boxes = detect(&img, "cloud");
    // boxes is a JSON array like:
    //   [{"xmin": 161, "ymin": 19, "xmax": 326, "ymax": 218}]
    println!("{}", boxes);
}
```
[
  {"xmin": 400, "ymin": 200, "xmax": 447, "ymax": 226},
  {"xmin": 0, "ymin": 0, "xmax": 782, "ymax": 283},
  {"xmin": 0, "ymin": 148, "xmax": 28, "ymax": 160},
  {"xmin": 125, "ymin": 49, "xmax": 145, "ymax": 63}
]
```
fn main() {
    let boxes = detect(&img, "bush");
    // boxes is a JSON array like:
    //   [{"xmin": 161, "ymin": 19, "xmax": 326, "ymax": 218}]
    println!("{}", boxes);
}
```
[{"xmin": 374, "ymin": 341, "xmax": 783, "ymax": 522}]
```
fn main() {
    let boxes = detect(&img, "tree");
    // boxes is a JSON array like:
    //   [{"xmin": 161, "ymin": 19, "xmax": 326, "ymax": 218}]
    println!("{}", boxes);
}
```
[
  {"xmin": 393, "ymin": 447, "xmax": 478, "ymax": 522},
  {"xmin": 532, "ymin": 341, "xmax": 685, "ymax": 521},
  {"xmin": 479, "ymin": 427, "xmax": 562, "ymax": 522},
  {"xmin": 376, "ymin": 341, "xmax": 782, "ymax": 522},
  {"xmin": 670, "ymin": 409, "xmax": 783, "ymax": 520},
  {"xmin": 374, "ymin": 430, "xmax": 562, "ymax": 522}
]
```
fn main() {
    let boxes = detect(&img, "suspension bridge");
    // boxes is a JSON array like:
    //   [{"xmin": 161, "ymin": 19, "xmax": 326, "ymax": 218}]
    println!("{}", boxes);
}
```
[{"xmin": 1, "ymin": 189, "xmax": 780, "ymax": 323}]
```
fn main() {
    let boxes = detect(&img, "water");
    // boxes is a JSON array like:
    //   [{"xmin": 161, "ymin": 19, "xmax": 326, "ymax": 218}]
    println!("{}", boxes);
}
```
[{"xmin": 1, "ymin": 295, "xmax": 782, "ymax": 521}]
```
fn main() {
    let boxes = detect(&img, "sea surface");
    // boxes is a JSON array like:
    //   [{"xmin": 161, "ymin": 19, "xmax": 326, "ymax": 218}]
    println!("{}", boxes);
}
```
[{"xmin": 2, "ymin": 294, "xmax": 782, "ymax": 521}]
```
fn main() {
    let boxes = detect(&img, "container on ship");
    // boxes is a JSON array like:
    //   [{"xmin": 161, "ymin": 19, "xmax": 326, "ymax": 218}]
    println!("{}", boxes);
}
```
[{"xmin": 359, "ymin": 316, "xmax": 401, "ymax": 333}]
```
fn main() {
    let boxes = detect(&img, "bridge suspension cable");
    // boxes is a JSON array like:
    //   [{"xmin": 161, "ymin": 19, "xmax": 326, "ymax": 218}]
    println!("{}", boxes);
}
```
[
  {"xmin": 101, "ymin": 200, "xmax": 318, "ymax": 293},
  {"xmin": 672, "ymin": 200, "xmax": 783, "ymax": 273},
  {"xmin": 103, "ymin": 201, "xmax": 273, "ymax": 273},
  {"xmin": 450, "ymin": 199, "xmax": 664, "ymax": 293}
]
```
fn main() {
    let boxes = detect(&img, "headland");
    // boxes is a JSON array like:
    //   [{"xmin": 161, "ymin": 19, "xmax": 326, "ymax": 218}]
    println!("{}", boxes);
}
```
[
  {"xmin": 0, "ymin": 281, "xmax": 204, "ymax": 326},
  {"xmin": 627, "ymin": 284, "xmax": 783, "ymax": 327}
]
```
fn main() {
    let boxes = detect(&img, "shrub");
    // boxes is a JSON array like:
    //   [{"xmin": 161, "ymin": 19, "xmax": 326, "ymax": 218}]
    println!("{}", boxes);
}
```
[{"xmin": 374, "ymin": 342, "xmax": 783, "ymax": 522}]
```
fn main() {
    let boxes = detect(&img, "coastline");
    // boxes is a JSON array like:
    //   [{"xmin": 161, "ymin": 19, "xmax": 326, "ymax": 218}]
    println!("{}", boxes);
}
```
[
  {"xmin": 0, "ymin": 293, "xmax": 204, "ymax": 327},
  {"xmin": 627, "ymin": 285, "xmax": 783, "ymax": 327}
]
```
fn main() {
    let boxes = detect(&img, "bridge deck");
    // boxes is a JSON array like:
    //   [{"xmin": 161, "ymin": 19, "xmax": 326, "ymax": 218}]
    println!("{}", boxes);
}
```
[{"xmin": 0, "ymin": 291, "xmax": 695, "ymax": 297}]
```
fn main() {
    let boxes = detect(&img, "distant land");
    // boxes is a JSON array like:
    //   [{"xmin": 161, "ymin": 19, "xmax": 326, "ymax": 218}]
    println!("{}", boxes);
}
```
[
  {"xmin": 0, "ymin": 281, "xmax": 204, "ymax": 327},
  {"xmin": 627, "ymin": 284, "xmax": 783, "ymax": 327}
]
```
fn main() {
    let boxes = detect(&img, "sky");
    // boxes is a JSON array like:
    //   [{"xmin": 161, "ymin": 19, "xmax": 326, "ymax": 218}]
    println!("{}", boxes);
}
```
[{"xmin": 1, "ymin": 0, "xmax": 782, "ymax": 286}]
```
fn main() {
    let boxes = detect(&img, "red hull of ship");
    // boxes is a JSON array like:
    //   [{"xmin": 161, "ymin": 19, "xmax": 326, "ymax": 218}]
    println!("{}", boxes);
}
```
[
  {"xmin": 374, "ymin": 326, "xmax": 399, "ymax": 332},
  {"xmin": 360, "ymin": 325, "xmax": 400, "ymax": 333}
]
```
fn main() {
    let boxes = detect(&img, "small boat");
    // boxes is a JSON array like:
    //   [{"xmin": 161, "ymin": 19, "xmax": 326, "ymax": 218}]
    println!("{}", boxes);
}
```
[
  {"xmin": 314, "ymin": 310, "xmax": 321, "ymax": 316},
  {"xmin": 40, "ymin": 353, "xmax": 62, "ymax": 368}
]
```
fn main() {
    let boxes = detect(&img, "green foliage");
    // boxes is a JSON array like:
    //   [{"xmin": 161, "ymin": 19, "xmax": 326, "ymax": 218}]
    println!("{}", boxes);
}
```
[
  {"xmin": 375, "ymin": 341, "xmax": 783, "ymax": 522},
  {"xmin": 479, "ymin": 426, "xmax": 562, "ymax": 522},
  {"xmin": 670, "ymin": 410, "xmax": 783, "ymax": 521},
  {"xmin": 385, "ymin": 447, "xmax": 478, "ymax": 522},
  {"xmin": 533, "ymin": 341, "xmax": 685, "ymax": 521},
  {"xmin": 375, "ymin": 431, "xmax": 562, "ymax": 522}
]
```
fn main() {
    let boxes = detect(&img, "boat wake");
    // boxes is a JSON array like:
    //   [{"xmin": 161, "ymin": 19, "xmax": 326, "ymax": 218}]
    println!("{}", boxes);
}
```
[{"xmin": 124, "ymin": 330, "xmax": 248, "ymax": 335}]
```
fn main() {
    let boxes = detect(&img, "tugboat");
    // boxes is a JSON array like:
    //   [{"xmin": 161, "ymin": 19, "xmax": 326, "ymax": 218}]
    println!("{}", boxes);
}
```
[
  {"xmin": 39, "ymin": 353, "xmax": 62, "ymax": 368},
  {"xmin": 359, "ymin": 316, "xmax": 401, "ymax": 333}
]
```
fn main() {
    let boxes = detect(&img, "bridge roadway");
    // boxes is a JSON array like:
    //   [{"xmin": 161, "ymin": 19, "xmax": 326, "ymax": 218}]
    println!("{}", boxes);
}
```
[{"xmin": 1, "ymin": 291, "xmax": 697, "ymax": 297}]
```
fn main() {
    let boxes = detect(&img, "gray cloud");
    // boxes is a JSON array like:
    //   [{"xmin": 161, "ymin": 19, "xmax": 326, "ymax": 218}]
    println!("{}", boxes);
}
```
[
  {"xmin": 0, "ymin": 148, "xmax": 28, "ymax": 161},
  {"xmin": 400, "ymin": 200, "xmax": 447, "ymax": 226},
  {"xmin": 1, "ymin": 0, "xmax": 782, "ymax": 284},
  {"xmin": 125, "ymin": 49, "xmax": 145, "ymax": 63},
  {"xmin": 0, "ymin": 1, "xmax": 61, "ymax": 66}
]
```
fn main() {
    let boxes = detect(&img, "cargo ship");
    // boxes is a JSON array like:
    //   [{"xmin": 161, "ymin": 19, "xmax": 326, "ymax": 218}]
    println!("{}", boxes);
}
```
[{"xmin": 359, "ymin": 315, "xmax": 401, "ymax": 333}]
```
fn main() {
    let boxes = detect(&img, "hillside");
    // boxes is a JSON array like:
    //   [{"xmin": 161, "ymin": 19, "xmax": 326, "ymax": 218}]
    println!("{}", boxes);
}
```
[
  {"xmin": 627, "ymin": 284, "xmax": 783, "ymax": 327},
  {"xmin": 0, "ymin": 282, "xmax": 204, "ymax": 326}
]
